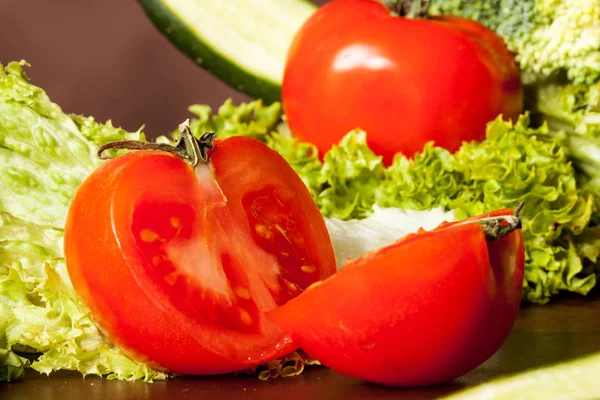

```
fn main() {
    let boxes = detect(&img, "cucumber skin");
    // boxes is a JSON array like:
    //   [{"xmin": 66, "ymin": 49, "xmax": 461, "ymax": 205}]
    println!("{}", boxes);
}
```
[{"xmin": 138, "ymin": 0, "xmax": 313, "ymax": 103}]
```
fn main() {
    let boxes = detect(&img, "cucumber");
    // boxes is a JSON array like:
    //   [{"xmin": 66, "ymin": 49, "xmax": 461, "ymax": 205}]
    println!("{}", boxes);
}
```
[{"xmin": 139, "ymin": 0, "xmax": 317, "ymax": 103}]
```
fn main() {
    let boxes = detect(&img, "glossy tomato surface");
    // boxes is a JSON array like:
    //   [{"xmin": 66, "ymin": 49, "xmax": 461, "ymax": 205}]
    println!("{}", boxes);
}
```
[
  {"xmin": 268, "ymin": 210, "xmax": 524, "ymax": 386},
  {"xmin": 64, "ymin": 136, "xmax": 336, "ymax": 374},
  {"xmin": 282, "ymin": 0, "xmax": 523, "ymax": 165}
]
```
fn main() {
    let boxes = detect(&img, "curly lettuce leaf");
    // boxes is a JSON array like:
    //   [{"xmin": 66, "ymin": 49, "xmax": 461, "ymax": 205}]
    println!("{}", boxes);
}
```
[
  {"xmin": 188, "ymin": 103, "xmax": 598, "ymax": 304},
  {"xmin": 379, "ymin": 116, "xmax": 597, "ymax": 303},
  {"xmin": 315, "ymin": 130, "xmax": 386, "ymax": 220},
  {"xmin": 185, "ymin": 98, "xmax": 281, "ymax": 141},
  {"xmin": 0, "ymin": 63, "xmax": 324, "ymax": 382},
  {"xmin": 1, "ymin": 59, "xmax": 598, "ymax": 382},
  {"xmin": 0, "ymin": 61, "xmax": 164, "ymax": 382}
]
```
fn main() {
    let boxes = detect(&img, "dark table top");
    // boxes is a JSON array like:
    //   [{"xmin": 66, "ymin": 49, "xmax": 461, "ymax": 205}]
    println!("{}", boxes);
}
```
[{"xmin": 3, "ymin": 295, "xmax": 600, "ymax": 400}]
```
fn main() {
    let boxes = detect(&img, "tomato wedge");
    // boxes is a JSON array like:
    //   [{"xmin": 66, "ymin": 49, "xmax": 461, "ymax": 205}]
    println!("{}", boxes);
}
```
[
  {"xmin": 64, "ymin": 135, "xmax": 336, "ymax": 374},
  {"xmin": 267, "ymin": 209, "xmax": 524, "ymax": 386}
]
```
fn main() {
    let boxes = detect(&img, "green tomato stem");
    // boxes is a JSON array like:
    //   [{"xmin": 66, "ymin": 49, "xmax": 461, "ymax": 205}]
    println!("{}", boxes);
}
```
[
  {"xmin": 97, "ymin": 120, "xmax": 215, "ymax": 167},
  {"xmin": 479, "ymin": 202, "xmax": 524, "ymax": 241},
  {"xmin": 379, "ymin": 0, "xmax": 431, "ymax": 18},
  {"xmin": 446, "ymin": 203, "xmax": 524, "ymax": 240}
]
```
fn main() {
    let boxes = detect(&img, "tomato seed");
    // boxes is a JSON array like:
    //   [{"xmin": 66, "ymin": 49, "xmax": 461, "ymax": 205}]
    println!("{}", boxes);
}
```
[
  {"xmin": 164, "ymin": 272, "xmax": 178, "ymax": 286},
  {"xmin": 140, "ymin": 229, "xmax": 160, "ymax": 243},
  {"xmin": 307, "ymin": 281, "xmax": 323, "ymax": 291},
  {"xmin": 255, "ymin": 224, "xmax": 273, "ymax": 239},
  {"xmin": 151, "ymin": 255, "xmax": 166, "ymax": 266},
  {"xmin": 170, "ymin": 217, "xmax": 182, "ymax": 229},
  {"xmin": 301, "ymin": 265, "xmax": 316, "ymax": 274},
  {"xmin": 234, "ymin": 286, "xmax": 251, "ymax": 300},
  {"xmin": 239, "ymin": 309, "xmax": 253, "ymax": 325},
  {"xmin": 283, "ymin": 278, "xmax": 301, "ymax": 293},
  {"xmin": 274, "ymin": 224, "xmax": 287, "ymax": 237}
]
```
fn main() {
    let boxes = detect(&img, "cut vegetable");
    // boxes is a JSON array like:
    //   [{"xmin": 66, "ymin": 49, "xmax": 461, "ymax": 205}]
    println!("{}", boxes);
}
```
[
  {"xmin": 64, "ymin": 131, "xmax": 336, "ymax": 374},
  {"xmin": 268, "ymin": 209, "xmax": 525, "ymax": 386},
  {"xmin": 442, "ymin": 351, "xmax": 600, "ymax": 400},
  {"xmin": 138, "ymin": 0, "xmax": 316, "ymax": 102}
]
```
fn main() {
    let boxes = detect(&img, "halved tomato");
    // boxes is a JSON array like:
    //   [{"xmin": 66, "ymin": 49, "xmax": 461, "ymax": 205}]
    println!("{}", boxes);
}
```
[
  {"xmin": 64, "ymin": 136, "xmax": 336, "ymax": 374},
  {"xmin": 267, "ymin": 209, "xmax": 524, "ymax": 386}
]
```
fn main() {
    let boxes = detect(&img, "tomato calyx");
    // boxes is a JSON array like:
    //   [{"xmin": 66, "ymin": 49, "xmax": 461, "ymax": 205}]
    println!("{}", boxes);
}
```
[
  {"xmin": 478, "ymin": 206, "xmax": 523, "ymax": 241},
  {"xmin": 97, "ymin": 120, "xmax": 215, "ymax": 167},
  {"xmin": 379, "ymin": 0, "xmax": 431, "ymax": 19},
  {"xmin": 467, "ymin": 202, "xmax": 524, "ymax": 241}
]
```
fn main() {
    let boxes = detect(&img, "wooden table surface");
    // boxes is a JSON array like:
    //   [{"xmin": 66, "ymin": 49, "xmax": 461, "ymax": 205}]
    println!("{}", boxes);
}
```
[{"xmin": 3, "ymin": 294, "xmax": 599, "ymax": 400}]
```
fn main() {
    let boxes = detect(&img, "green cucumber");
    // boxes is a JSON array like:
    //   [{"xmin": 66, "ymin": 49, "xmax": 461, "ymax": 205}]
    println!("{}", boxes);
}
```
[
  {"xmin": 138, "ymin": 0, "xmax": 317, "ymax": 103},
  {"xmin": 442, "ymin": 352, "xmax": 600, "ymax": 400}
]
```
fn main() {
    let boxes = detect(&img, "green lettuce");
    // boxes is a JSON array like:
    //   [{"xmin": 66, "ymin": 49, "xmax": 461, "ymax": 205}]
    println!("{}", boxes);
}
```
[
  {"xmin": 0, "ymin": 61, "xmax": 166, "ymax": 382},
  {"xmin": 187, "ymin": 104, "xmax": 599, "ymax": 304},
  {"xmin": 1, "ymin": 60, "xmax": 599, "ymax": 382},
  {"xmin": 379, "ymin": 116, "xmax": 597, "ymax": 303},
  {"xmin": 0, "ymin": 62, "xmax": 321, "ymax": 382}
]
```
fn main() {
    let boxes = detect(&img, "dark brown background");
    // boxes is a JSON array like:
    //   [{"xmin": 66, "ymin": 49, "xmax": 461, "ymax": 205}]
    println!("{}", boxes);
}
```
[{"xmin": 0, "ymin": 0, "xmax": 327, "ymax": 137}]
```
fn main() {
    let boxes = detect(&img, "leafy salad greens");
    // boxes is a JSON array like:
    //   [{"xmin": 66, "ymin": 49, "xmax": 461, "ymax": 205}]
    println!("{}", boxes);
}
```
[
  {"xmin": 0, "ymin": 62, "xmax": 166, "ymax": 382},
  {"xmin": 1, "ymin": 55, "xmax": 600, "ymax": 381},
  {"xmin": 186, "ymin": 99, "xmax": 600, "ymax": 305}
]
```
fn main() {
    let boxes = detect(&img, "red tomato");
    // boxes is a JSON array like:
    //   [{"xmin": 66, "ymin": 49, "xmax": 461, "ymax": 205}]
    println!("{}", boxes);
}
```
[
  {"xmin": 64, "ymin": 136, "xmax": 336, "ymax": 374},
  {"xmin": 282, "ymin": 0, "xmax": 524, "ymax": 165},
  {"xmin": 267, "ymin": 210, "xmax": 524, "ymax": 386}
]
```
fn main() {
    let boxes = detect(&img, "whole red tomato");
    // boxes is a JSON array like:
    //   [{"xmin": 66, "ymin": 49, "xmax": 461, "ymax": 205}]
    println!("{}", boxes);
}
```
[
  {"xmin": 268, "ymin": 209, "xmax": 524, "ymax": 386},
  {"xmin": 282, "ymin": 0, "xmax": 523, "ymax": 165},
  {"xmin": 64, "ymin": 134, "xmax": 336, "ymax": 374}
]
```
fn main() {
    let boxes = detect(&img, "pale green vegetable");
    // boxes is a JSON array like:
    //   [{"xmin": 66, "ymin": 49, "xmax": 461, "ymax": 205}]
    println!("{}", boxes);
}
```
[
  {"xmin": 430, "ymin": 0, "xmax": 600, "ymax": 86},
  {"xmin": 0, "ymin": 61, "xmax": 165, "ymax": 382},
  {"xmin": 443, "ymin": 351, "xmax": 600, "ymax": 400},
  {"xmin": 431, "ymin": 0, "xmax": 600, "ymax": 215},
  {"xmin": 325, "ymin": 206, "xmax": 455, "ymax": 269}
]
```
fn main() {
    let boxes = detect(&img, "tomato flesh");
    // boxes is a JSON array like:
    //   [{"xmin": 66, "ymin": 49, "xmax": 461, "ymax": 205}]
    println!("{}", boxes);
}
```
[
  {"xmin": 267, "ymin": 210, "xmax": 524, "ymax": 386},
  {"xmin": 64, "ymin": 136, "xmax": 336, "ymax": 374}
]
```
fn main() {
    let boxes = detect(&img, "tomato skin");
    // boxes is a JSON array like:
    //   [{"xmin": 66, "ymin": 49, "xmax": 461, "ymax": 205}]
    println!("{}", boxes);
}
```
[
  {"xmin": 65, "ymin": 152, "xmax": 239, "ymax": 373},
  {"xmin": 267, "ymin": 210, "xmax": 524, "ymax": 386},
  {"xmin": 282, "ymin": 0, "xmax": 523, "ymax": 165},
  {"xmin": 64, "ymin": 137, "xmax": 336, "ymax": 374}
]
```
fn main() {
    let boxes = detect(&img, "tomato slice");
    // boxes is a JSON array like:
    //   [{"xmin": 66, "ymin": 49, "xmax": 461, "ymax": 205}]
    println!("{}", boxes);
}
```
[
  {"xmin": 64, "ymin": 136, "xmax": 336, "ymax": 374},
  {"xmin": 267, "ymin": 210, "xmax": 524, "ymax": 386}
]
